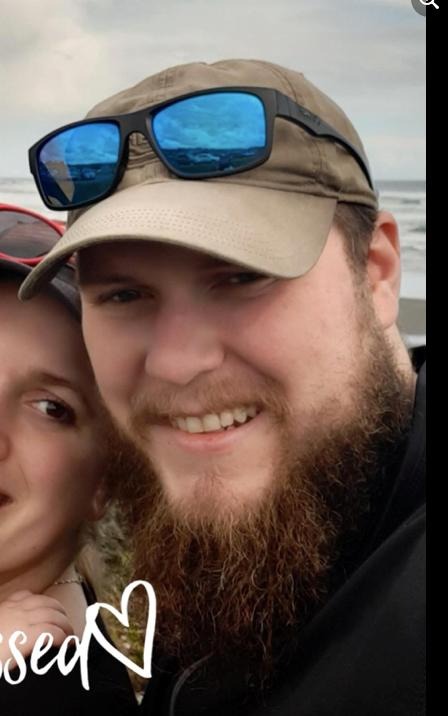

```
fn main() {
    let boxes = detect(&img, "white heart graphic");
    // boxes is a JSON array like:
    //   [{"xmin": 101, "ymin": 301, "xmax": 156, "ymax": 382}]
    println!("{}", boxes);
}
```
[{"xmin": 86, "ymin": 580, "xmax": 156, "ymax": 679}]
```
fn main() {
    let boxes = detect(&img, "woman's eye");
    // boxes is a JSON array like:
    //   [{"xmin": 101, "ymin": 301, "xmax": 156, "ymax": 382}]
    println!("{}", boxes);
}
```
[{"xmin": 33, "ymin": 399, "xmax": 76, "ymax": 424}]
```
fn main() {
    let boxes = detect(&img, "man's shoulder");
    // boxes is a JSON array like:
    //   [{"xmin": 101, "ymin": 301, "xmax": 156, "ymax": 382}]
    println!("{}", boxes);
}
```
[{"xmin": 272, "ymin": 507, "xmax": 426, "ymax": 715}]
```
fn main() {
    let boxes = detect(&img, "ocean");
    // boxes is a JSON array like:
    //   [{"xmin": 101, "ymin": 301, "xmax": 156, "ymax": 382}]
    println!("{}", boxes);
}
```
[{"xmin": 0, "ymin": 176, "xmax": 426, "ymax": 340}]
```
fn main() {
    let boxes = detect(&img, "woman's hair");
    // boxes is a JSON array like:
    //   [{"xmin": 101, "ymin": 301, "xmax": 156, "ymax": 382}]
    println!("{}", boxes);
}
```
[
  {"xmin": 73, "ymin": 401, "xmax": 125, "ymax": 594},
  {"xmin": 74, "ymin": 406, "xmax": 144, "ymax": 596}
]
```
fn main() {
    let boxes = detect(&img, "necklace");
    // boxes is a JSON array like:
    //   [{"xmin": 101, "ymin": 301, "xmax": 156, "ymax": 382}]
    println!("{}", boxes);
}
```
[{"xmin": 53, "ymin": 571, "xmax": 83, "ymax": 586}]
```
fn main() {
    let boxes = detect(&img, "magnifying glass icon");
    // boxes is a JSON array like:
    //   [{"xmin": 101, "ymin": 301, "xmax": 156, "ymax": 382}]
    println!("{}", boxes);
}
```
[{"xmin": 420, "ymin": 0, "xmax": 439, "ymax": 8}]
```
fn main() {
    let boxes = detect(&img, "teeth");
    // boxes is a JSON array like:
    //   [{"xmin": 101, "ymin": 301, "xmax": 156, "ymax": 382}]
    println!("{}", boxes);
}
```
[
  {"xmin": 220, "ymin": 411, "xmax": 234, "ymax": 427},
  {"xmin": 173, "ymin": 405, "xmax": 258, "ymax": 434},
  {"xmin": 185, "ymin": 417, "xmax": 203, "ymax": 433},
  {"xmin": 233, "ymin": 407, "xmax": 247, "ymax": 424},
  {"xmin": 202, "ymin": 414, "xmax": 222, "ymax": 432}
]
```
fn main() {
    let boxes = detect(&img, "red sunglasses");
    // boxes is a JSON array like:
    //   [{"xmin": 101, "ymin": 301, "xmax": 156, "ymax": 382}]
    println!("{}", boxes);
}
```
[{"xmin": 0, "ymin": 203, "xmax": 65, "ymax": 267}]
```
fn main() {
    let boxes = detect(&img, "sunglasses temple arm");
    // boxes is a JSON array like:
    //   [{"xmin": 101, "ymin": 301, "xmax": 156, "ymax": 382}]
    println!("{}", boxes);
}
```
[
  {"xmin": 277, "ymin": 94, "xmax": 375, "ymax": 192},
  {"xmin": 0, "ymin": 253, "xmax": 45, "ymax": 266}
]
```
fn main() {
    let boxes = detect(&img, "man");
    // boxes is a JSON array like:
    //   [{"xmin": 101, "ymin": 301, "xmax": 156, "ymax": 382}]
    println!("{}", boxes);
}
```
[{"xmin": 20, "ymin": 60, "xmax": 425, "ymax": 715}]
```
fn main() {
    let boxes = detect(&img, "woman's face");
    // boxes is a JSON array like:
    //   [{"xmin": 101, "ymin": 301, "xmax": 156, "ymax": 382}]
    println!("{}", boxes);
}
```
[{"xmin": 0, "ymin": 281, "xmax": 106, "ymax": 586}]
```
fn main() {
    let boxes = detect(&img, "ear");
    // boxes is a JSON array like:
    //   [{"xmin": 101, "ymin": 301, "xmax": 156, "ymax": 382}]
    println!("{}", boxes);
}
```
[
  {"xmin": 86, "ymin": 479, "xmax": 110, "ymax": 522},
  {"xmin": 366, "ymin": 210, "xmax": 401, "ymax": 329}
]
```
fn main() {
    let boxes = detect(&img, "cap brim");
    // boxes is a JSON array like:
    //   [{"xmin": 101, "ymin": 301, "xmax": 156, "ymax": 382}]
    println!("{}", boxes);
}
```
[
  {"xmin": 1, "ymin": 256, "xmax": 79, "ymax": 316},
  {"xmin": 19, "ymin": 179, "xmax": 337, "ymax": 300}
]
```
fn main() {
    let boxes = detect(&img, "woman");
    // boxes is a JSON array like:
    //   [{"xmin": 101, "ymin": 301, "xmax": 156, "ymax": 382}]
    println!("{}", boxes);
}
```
[{"xmin": 0, "ymin": 205, "xmax": 138, "ymax": 714}]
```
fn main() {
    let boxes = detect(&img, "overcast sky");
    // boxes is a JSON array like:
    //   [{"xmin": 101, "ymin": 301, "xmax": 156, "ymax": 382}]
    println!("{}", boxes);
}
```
[{"xmin": 1, "ymin": 0, "xmax": 425, "ymax": 180}]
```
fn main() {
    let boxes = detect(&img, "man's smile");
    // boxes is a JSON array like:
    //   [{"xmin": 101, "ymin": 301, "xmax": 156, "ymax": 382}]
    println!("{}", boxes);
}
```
[
  {"xmin": 169, "ymin": 404, "xmax": 259, "ymax": 433},
  {"xmin": 148, "ymin": 408, "xmax": 266, "ymax": 455}
]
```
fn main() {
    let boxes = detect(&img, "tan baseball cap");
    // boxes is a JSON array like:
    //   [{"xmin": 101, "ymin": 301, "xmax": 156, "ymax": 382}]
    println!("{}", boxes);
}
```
[{"xmin": 20, "ymin": 58, "xmax": 378, "ymax": 300}]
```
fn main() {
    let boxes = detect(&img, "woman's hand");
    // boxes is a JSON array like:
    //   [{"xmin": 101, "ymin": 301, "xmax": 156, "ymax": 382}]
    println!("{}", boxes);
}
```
[{"xmin": 0, "ymin": 590, "xmax": 74, "ymax": 666}]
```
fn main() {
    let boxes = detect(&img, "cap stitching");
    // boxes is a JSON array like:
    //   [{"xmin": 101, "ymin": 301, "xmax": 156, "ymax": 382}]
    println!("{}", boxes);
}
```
[{"xmin": 58, "ymin": 206, "xmax": 332, "ymax": 262}]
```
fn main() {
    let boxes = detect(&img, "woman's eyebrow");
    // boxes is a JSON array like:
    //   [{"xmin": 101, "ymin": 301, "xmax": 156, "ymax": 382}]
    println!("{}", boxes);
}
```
[{"xmin": 21, "ymin": 370, "xmax": 93, "ymax": 414}]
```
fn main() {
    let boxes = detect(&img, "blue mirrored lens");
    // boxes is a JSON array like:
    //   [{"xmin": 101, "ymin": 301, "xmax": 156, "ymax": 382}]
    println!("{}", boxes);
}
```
[
  {"xmin": 37, "ymin": 123, "xmax": 120, "ymax": 208},
  {"xmin": 152, "ymin": 92, "xmax": 266, "ymax": 176}
]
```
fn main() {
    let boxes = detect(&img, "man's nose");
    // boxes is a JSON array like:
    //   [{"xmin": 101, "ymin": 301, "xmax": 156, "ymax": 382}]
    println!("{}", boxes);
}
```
[{"xmin": 144, "ymin": 304, "xmax": 225, "ymax": 386}]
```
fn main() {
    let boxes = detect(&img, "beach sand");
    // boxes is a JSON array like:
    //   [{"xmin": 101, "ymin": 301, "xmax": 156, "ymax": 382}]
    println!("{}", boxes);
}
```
[{"xmin": 399, "ymin": 297, "xmax": 426, "ymax": 338}]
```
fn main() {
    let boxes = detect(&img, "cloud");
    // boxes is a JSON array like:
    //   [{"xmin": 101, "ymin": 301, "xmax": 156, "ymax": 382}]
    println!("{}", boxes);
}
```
[
  {"xmin": 365, "ymin": 134, "xmax": 425, "ymax": 180},
  {"xmin": 0, "ymin": 0, "xmax": 425, "ymax": 177},
  {"xmin": 1, "ymin": 0, "xmax": 425, "ymax": 114},
  {"xmin": 1, "ymin": 0, "xmax": 112, "ymax": 117}
]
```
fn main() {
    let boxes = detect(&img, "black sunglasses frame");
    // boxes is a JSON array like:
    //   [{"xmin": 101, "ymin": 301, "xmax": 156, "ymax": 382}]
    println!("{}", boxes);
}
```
[{"xmin": 29, "ymin": 86, "xmax": 374, "ymax": 211}]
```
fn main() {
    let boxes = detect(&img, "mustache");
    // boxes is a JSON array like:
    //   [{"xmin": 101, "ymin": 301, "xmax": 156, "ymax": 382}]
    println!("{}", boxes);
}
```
[{"xmin": 128, "ymin": 374, "xmax": 291, "ymax": 431}]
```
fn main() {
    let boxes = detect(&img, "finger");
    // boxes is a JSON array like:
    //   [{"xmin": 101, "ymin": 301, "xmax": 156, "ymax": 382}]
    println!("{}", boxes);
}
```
[
  {"xmin": 25, "ymin": 624, "xmax": 70, "ymax": 649},
  {"xmin": 21, "ymin": 595, "xmax": 69, "ymax": 615},
  {"xmin": 28, "ymin": 609, "xmax": 74, "ymax": 635},
  {"xmin": 34, "ymin": 624, "xmax": 71, "ymax": 646},
  {"xmin": 5, "ymin": 590, "xmax": 34, "ymax": 602}
]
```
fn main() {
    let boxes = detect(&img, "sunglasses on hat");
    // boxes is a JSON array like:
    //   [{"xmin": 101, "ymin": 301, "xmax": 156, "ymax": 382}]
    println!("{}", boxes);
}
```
[
  {"xmin": 0, "ymin": 204, "xmax": 64, "ymax": 265},
  {"xmin": 0, "ymin": 204, "xmax": 79, "ymax": 318},
  {"xmin": 28, "ymin": 87, "xmax": 374, "ymax": 211}
]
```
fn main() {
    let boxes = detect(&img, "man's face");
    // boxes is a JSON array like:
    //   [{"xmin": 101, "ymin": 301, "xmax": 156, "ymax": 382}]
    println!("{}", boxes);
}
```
[
  {"xmin": 78, "ymin": 225, "xmax": 378, "ymax": 517},
  {"xmin": 78, "ymin": 225, "xmax": 414, "ymax": 670}
]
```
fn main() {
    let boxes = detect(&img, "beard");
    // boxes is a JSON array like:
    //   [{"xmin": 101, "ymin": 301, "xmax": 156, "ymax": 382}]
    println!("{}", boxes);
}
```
[{"xmin": 115, "ymin": 304, "xmax": 415, "ymax": 682}]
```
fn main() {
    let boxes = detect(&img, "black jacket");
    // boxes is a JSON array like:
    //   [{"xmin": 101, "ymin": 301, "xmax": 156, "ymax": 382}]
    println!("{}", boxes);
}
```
[{"xmin": 142, "ymin": 349, "xmax": 426, "ymax": 716}]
